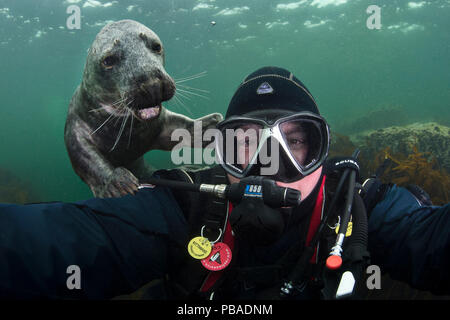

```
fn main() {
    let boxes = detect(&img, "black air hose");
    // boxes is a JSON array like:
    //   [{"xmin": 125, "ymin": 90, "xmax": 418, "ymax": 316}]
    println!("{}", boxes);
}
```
[
  {"xmin": 346, "ymin": 192, "xmax": 368, "ymax": 257},
  {"xmin": 341, "ymin": 191, "xmax": 369, "ymax": 297}
]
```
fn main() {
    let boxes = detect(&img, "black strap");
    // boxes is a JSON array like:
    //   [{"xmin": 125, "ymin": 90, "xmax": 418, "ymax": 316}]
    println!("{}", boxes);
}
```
[
  {"xmin": 405, "ymin": 184, "xmax": 432, "ymax": 206},
  {"xmin": 196, "ymin": 167, "xmax": 229, "ymax": 240},
  {"xmin": 325, "ymin": 156, "xmax": 360, "ymax": 182},
  {"xmin": 154, "ymin": 166, "xmax": 229, "ymax": 239},
  {"xmin": 154, "ymin": 166, "xmax": 231, "ymax": 299}
]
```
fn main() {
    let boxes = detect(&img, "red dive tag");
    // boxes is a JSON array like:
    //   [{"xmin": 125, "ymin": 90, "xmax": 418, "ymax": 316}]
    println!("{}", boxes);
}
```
[{"xmin": 201, "ymin": 242, "xmax": 232, "ymax": 271}]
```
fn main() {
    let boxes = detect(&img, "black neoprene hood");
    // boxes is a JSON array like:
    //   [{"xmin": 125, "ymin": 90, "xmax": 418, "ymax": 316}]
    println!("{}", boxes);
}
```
[{"xmin": 225, "ymin": 66, "xmax": 320, "ymax": 119}]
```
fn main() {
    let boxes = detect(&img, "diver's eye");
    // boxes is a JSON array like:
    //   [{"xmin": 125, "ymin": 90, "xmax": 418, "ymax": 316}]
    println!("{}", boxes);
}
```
[
  {"xmin": 151, "ymin": 42, "xmax": 162, "ymax": 53},
  {"xmin": 289, "ymin": 138, "xmax": 305, "ymax": 145},
  {"xmin": 102, "ymin": 55, "xmax": 118, "ymax": 69}
]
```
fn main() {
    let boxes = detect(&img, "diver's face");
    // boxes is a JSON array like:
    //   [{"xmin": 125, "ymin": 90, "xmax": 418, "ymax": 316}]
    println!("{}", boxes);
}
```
[
  {"xmin": 279, "ymin": 121, "xmax": 309, "ymax": 166},
  {"xmin": 235, "ymin": 123, "xmax": 261, "ymax": 171},
  {"xmin": 229, "ymin": 121, "xmax": 320, "ymax": 200}
]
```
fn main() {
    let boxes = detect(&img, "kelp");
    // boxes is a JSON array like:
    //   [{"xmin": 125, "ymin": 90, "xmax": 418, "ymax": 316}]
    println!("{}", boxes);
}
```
[
  {"xmin": 330, "ymin": 130, "xmax": 449, "ymax": 205},
  {"xmin": 368, "ymin": 145, "xmax": 449, "ymax": 205}
]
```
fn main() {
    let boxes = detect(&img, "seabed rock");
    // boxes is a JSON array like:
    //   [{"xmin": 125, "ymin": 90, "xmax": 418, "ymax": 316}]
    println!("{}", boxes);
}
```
[
  {"xmin": 350, "ymin": 122, "xmax": 450, "ymax": 173},
  {"xmin": 329, "ymin": 122, "xmax": 450, "ymax": 205}
]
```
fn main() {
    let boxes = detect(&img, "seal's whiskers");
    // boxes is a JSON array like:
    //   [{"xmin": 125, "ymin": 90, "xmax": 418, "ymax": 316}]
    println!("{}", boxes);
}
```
[
  {"xmin": 177, "ymin": 84, "xmax": 209, "ymax": 94},
  {"xmin": 88, "ymin": 106, "xmax": 106, "ymax": 113},
  {"xmin": 171, "ymin": 73, "xmax": 210, "ymax": 116},
  {"xmin": 111, "ymin": 97, "xmax": 128, "ymax": 107},
  {"xmin": 110, "ymin": 109, "xmax": 131, "ymax": 152},
  {"xmin": 175, "ymin": 90, "xmax": 192, "ymax": 101},
  {"xmin": 177, "ymin": 88, "xmax": 210, "ymax": 100},
  {"xmin": 174, "ymin": 71, "xmax": 207, "ymax": 84},
  {"xmin": 89, "ymin": 97, "xmax": 128, "ymax": 113},
  {"xmin": 171, "ymin": 94, "xmax": 192, "ymax": 116},
  {"xmin": 112, "ymin": 102, "xmax": 129, "ymax": 127},
  {"xmin": 90, "ymin": 112, "xmax": 117, "ymax": 136},
  {"xmin": 128, "ymin": 109, "xmax": 134, "ymax": 149}
]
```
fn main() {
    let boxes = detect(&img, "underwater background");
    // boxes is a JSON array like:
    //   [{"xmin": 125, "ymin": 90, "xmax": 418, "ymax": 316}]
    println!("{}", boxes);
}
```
[{"xmin": 0, "ymin": 0, "xmax": 449, "ymax": 203}]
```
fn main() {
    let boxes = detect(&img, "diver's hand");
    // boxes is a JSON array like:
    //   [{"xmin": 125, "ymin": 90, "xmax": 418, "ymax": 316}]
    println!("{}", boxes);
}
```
[{"xmin": 95, "ymin": 167, "xmax": 140, "ymax": 198}]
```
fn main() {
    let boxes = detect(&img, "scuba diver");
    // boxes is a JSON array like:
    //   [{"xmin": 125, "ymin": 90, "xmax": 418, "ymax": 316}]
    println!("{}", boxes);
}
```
[{"xmin": 0, "ymin": 66, "xmax": 449, "ymax": 299}]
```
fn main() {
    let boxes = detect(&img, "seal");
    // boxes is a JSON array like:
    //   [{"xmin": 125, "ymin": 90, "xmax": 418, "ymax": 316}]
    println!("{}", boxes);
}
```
[{"xmin": 64, "ymin": 20, "xmax": 222, "ymax": 198}]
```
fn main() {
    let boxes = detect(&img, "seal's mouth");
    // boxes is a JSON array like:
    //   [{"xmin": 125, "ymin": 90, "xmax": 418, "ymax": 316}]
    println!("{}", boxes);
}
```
[{"xmin": 135, "ymin": 104, "xmax": 161, "ymax": 121}]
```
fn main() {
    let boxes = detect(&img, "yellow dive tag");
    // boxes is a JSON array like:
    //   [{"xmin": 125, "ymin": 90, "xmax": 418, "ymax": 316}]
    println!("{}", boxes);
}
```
[
  {"xmin": 188, "ymin": 236, "xmax": 212, "ymax": 260},
  {"xmin": 336, "ymin": 221, "xmax": 353, "ymax": 237}
]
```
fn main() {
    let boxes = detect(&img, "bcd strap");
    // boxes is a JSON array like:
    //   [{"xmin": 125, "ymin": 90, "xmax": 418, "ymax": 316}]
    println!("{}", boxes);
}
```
[
  {"xmin": 360, "ymin": 178, "xmax": 391, "ymax": 215},
  {"xmin": 326, "ymin": 156, "xmax": 360, "ymax": 182},
  {"xmin": 152, "ymin": 166, "xmax": 229, "ymax": 240},
  {"xmin": 405, "ymin": 184, "xmax": 433, "ymax": 206},
  {"xmin": 154, "ymin": 166, "xmax": 231, "ymax": 298},
  {"xmin": 200, "ymin": 167, "xmax": 229, "ymax": 240}
]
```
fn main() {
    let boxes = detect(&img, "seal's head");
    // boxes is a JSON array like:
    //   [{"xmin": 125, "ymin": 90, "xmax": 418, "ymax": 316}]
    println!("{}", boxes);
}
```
[{"xmin": 81, "ymin": 20, "xmax": 175, "ymax": 121}]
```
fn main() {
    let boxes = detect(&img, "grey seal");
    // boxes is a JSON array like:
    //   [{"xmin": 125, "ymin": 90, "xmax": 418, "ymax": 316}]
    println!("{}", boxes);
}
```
[{"xmin": 64, "ymin": 20, "xmax": 222, "ymax": 198}]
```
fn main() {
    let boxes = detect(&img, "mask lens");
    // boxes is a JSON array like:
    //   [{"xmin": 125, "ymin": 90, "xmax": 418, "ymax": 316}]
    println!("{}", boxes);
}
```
[
  {"xmin": 279, "ymin": 118, "xmax": 325, "ymax": 172},
  {"xmin": 217, "ymin": 122, "xmax": 263, "ymax": 175},
  {"xmin": 217, "ymin": 114, "xmax": 329, "ymax": 182}
]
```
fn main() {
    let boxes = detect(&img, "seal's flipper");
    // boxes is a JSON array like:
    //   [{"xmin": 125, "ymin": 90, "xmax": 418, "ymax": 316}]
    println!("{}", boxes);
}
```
[
  {"xmin": 153, "ymin": 108, "xmax": 223, "ymax": 150},
  {"xmin": 94, "ymin": 167, "xmax": 140, "ymax": 198}
]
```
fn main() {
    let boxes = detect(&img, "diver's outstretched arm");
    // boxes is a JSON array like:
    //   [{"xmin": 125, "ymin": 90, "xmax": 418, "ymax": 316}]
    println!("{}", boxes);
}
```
[
  {"xmin": 367, "ymin": 184, "xmax": 450, "ymax": 295},
  {"xmin": 0, "ymin": 186, "xmax": 187, "ymax": 299}
]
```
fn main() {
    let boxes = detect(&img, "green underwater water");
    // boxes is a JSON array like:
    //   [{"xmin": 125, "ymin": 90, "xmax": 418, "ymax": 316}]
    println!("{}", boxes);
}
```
[{"xmin": 0, "ymin": 0, "xmax": 449, "ymax": 202}]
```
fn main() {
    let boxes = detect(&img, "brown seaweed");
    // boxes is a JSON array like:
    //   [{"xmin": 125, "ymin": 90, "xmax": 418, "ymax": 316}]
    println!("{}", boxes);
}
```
[
  {"xmin": 368, "ymin": 146, "xmax": 449, "ymax": 205},
  {"xmin": 330, "ymin": 130, "xmax": 449, "ymax": 205}
]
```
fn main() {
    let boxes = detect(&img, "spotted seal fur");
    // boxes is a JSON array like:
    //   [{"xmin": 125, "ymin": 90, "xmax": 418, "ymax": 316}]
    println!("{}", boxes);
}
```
[{"xmin": 64, "ymin": 20, "xmax": 222, "ymax": 197}]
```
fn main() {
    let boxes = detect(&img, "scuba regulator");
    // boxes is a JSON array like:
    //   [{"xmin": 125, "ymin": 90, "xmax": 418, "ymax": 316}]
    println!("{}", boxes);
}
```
[
  {"xmin": 221, "ymin": 176, "xmax": 301, "ymax": 245},
  {"xmin": 141, "ymin": 175, "xmax": 302, "ymax": 246}
]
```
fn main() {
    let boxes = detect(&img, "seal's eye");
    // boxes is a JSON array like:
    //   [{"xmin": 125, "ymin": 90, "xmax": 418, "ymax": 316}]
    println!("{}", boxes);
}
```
[
  {"xmin": 151, "ymin": 42, "xmax": 162, "ymax": 53},
  {"xmin": 102, "ymin": 55, "xmax": 118, "ymax": 69}
]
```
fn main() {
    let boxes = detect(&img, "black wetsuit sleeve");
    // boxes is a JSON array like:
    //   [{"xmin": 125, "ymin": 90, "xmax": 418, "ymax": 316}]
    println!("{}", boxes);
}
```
[
  {"xmin": 0, "ymin": 186, "xmax": 188, "ymax": 299},
  {"xmin": 368, "ymin": 184, "xmax": 450, "ymax": 294}
]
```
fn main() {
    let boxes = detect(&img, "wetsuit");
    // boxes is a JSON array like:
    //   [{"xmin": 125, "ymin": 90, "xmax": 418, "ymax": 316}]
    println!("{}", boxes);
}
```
[{"xmin": 0, "ymin": 168, "xmax": 448, "ymax": 298}]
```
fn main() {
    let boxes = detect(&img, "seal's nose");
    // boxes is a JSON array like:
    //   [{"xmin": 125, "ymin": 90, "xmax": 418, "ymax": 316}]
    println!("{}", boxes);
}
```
[
  {"xmin": 161, "ymin": 76, "xmax": 175, "ymax": 101},
  {"xmin": 132, "ymin": 68, "xmax": 175, "ymax": 105}
]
